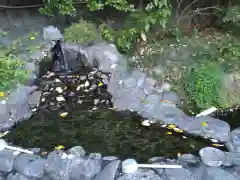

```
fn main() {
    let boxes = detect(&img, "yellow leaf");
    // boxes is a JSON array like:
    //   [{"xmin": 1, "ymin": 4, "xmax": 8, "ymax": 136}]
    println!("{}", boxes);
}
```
[
  {"xmin": 166, "ymin": 132, "xmax": 172, "ymax": 135},
  {"xmin": 201, "ymin": 122, "xmax": 208, "ymax": 127},
  {"xmin": 29, "ymin": 36, "xmax": 35, "ymax": 40},
  {"xmin": 98, "ymin": 82, "xmax": 103, "ymax": 87},
  {"xmin": 212, "ymin": 143, "xmax": 224, "ymax": 147},
  {"xmin": 55, "ymin": 145, "xmax": 65, "ymax": 150},
  {"xmin": 0, "ymin": 92, "xmax": 5, "ymax": 97},
  {"xmin": 60, "ymin": 112, "xmax": 68, "ymax": 118},
  {"xmin": 168, "ymin": 124, "xmax": 176, "ymax": 129},
  {"xmin": 174, "ymin": 128, "xmax": 184, "ymax": 133}
]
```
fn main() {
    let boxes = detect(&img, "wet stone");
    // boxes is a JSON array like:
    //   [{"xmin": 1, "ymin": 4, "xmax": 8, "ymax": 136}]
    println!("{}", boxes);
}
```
[
  {"xmin": 69, "ymin": 157, "xmax": 102, "ymax": 180},
  {"xmin": 13, "ymin": 154, "xmax": 46, "ymax": 178},
  {"xmin": 116, "ymin": 169, "xmax": 162, "ymax": 180},
  {"xmin": 94, "ymin": 160, "xmax": 120, "ymax": 180},
  {"xmin": 123, "ymin": 77, "xmax": 137, "ymax": 89},
  {"xmin": 178, "ymin": 154, "xmax": 200, "ymax": 165},
  {"xmin": 205, "ymin": 167, "xmax": 239, "ymax": 180},
  {"xmin": 199, "ymin": 147, "xmax": 226, "ymax": 167},
  {"xmin": 143, "ymin": 77, "xmax": 156, "ymax": 95},
  {"xmin": 68, "ymin": 146, "xmax": 86, "ymax": 157},
  {"xmin": 164, "ymin": 167, "xmax": 196, "ymax": 180},
  {"xmin": 0, "ymin": 149, "xmax": 19, "ymax": 172},
  {"xmin": 6, "ymin": 173, "xmax": 33, "ymax": 180}
]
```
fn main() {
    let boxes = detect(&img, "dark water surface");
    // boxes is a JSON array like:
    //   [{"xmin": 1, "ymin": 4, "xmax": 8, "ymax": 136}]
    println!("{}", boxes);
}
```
[{"xmin": 3, "ymin": 67, "xmax": 232, "ymax": 162}]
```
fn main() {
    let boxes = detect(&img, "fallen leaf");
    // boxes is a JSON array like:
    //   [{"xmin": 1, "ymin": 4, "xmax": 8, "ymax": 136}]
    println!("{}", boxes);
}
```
[
  {"xmin": 55, "ymin": 145, "xmax": 65, "ymax": 150},
  {"xmin": 201, "ymin": 121, "xmax": 208, "ymax": 127},
  {"xmin": 60, "ymin": 112, "xmax": 68, "ymax": 118},
  {"xmin": 0, "ymin": 92, "xmax": 5, "ymax": 97},
  {"xmin": 98, "ymin": 82, "xmax": 103, "ymax": 87},
  {"xmin": 166, "ymin": 132, "xmax": 172, "ymax": 135},
  {"xmin": 168, "ymin": 124, "xmax": 176, "ymax": 129}
]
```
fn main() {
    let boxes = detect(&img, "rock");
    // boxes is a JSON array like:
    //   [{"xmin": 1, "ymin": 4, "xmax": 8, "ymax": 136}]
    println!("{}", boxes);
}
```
[
  {"xmin": 204, "ymin": 167, "xmax": 239, "ymax": 180},
  {"xmin": 149, "ymin": 65, "xmax": 164, "ymax": 79},
  {"xmin": 0, "ymin": 149, "xmax": 19, "ymax": 172},
  {"xmin": 0, "ymin": 101, "xmax": 10, "ymax": 131},
  {"xmin": 161, "ymin": 91, "xmax": 180, "ymax": 105},
  {"xmin": 199, "ymin": 147, "xmax": 226, "ymax": 167},
  {"xmin": 7, "ymin": 85, "xmax": 36, "ymax": 124},
  {"xmin": 143, "ymin": 77, "xmax": 156, "ymax": 95},
  {"xmin": 68, "ymin": 146, "xmax": 86, "ymax": 157},
  {"xmin": 164, "ymin": 167, "xmax": 196, "ymax": 180},
  {"xmin": 89, "ymin": 153, "xmax": 102, "ymax": 160},
  {"xmin": 13, "ymin": 154, "xmax": 46, "ymax": 178},
  {"xmin": 182, "ymin": 116, "xmax": 230, "ymax": 142},
  {"xmin": 116, "ymin": 169, "xmax": 162, "ymax": 180},
  {"xmin": 161, "ymin": 82, "xmax": 172, "ymax": 92},
  {"xmin": 131, "ymin": 70, "xmax": 146, "ymax": 88},
  {"xmin": 7, "ymin": 173, "xmax": 33, "ymax": 180},
  {"xmin": 123, "ymin": 77, "xmax": 137, "ymax": 89},
  {"xmin": 43, "ymin": 26, "xmax": 63, "ymax": 41},
  {"xmin": 69, "ymin": 157, "xmax": 102, "ymax": 180},
  {"xmin": 45, "ymin": 150, "xmax": 71, "ymax": 180},
  {"xmin": 102, "ymin": 156, "xmax": 119, "ymax": 161},
  {"xmin": 94, "ymin": 160, "xmax": 120, "ymax": 180},
  {"xmin": 84, "ymin": 42, "xmax": 122, "ymax": 73},
  {"xmin": 230, "ymin": 127, "xmax": 240, "ymax": 152},
  {"xmin": 28, "ymin": 91, "xmax": 42, "ymax": 108},
  {"xmin": 224, "ymin": 152, "xmax": 240, "ymax": 166},
  {"xmin": 178, "ymin": 154, "xmax": 200, "ymax": 165}
]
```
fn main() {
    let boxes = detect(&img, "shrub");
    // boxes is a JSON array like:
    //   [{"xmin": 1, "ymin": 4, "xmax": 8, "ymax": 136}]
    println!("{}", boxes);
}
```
[
  {"xmin": 0, "ymin": 51, "xmax": 28, "ymax": 93},
  {"xmin": 183, "ymin": 57, "xmax": 225, "ymax": 110},
  {"xmin": 64, "ymin": 19, "xmax": 102, "ymax": 44}
]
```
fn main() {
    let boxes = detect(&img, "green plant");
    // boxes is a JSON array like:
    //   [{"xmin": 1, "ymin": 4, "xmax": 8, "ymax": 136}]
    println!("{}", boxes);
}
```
[
  {"xmin": 216, "ymin": 34, "xmax": 240, "ymax": 71},
  {"xmin": 183, "ymin": 60, "xmax": 224, "ymax": 110},
  {"xmin": 64, "ymin": 19, "xmax": 102, "ymax": 44},
  {"xmin": 0, "ymin": 51, "xmax": 28, "ymax": 92},
  {"xmin": 222, "ymin": 5, "xmax": 240, "ymax": 27}
]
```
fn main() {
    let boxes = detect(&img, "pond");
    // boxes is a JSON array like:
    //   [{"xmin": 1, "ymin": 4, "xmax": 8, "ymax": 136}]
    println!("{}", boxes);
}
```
[{"xmin": 3, "ymin": 64, "xmax": 229, "ymax": 163}]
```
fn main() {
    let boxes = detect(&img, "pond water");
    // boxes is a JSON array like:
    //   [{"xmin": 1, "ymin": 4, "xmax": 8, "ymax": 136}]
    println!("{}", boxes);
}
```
[{"xmin": 3, "ymin": 65, "xmax": 230, "ymax": 163}]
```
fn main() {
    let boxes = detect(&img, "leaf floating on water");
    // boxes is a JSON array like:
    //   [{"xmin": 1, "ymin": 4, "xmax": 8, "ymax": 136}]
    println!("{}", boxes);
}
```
[
  {"xmin": 161, "ymin": 124, "xmax": 167, "ymax": 128},
  {"xmin": 60, "ymin": 112, "xmax": 68, "ymax": 118},
  {"xmin": 166, "ymin": 132, "xmax": 172, "ymax": 135},
  {"xmin": 182, "ymin": 136, "xmax": 187, "ymax": 139},
  {"xmin": 173, "ymin": 128, "xmax": 184, "ymax": 133},
  {"xmin": 167, "ymin": 124, "xmax": 176, "ymax": 129},
  {"xmin": 98, "ymin": 82, "xmax": 103, "ymax": 87},
  {"xmin": 76, "ymin": 85, "xmax": 81, "ymax": 91},
  {"xmin": 56, "ymin": 96, "xmax": 65, "ymax": 102},
  {"xmin": 84, "ymin": 81, "xmax": 90, "ymax": 87},
  {"xmin": 201, "ymin": 122, "xmax": 208, "ymax": 127},
  {"xmin": 55, "ymin": 145, "xmax": 65, "ymax": 150},
  {"xmin": 212, "ymin": 143, "xmax": 224, "ymax": 147},
  {"xmin": 55, "ymin": 78, "xmax": 61, "ymax": 83},
  {"xmin": 141, "ymin": 120, "xmax": 151, "ymax": 127},
  {"xmin": 177, "ymin": 152, "xmax": 182, "ymax": 157},
  {"xmin": 56, "ymin": 87, "xmax": 63, "ymax": 93}
]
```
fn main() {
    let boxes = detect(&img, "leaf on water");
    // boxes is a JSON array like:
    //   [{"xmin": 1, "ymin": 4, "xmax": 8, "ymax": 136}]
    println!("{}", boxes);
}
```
[
  {"xmin": 60, "ymin": 112, "xmax": 68, "ymax": 118},
  {"xmin": 55, "ymin": 145, "xmax": 65, "ymax": 150},
  {"xmin": 98, "ymin": 82, "xmax": 103, "ymax": 87},
  {"xmin": 212, "ymin": 143, "xmax": 224, "ymax": 147}
]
